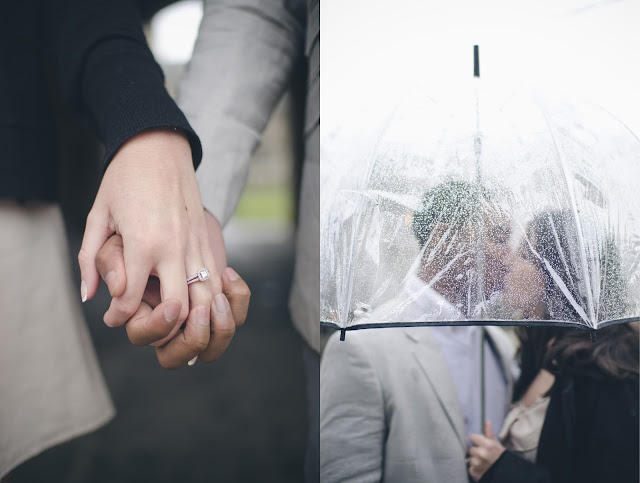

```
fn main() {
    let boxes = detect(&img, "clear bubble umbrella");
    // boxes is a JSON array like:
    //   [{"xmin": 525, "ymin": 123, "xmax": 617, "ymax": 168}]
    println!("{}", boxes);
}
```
[{"xmin": 320, "ymin": 52, "xmax": 640, "ymax": 341}]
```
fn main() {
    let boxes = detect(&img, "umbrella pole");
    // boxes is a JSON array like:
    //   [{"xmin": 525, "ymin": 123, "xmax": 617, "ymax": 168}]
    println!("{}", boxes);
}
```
[
  {"xmin": 474, "ymin": 44, "xmax": 487, "ymax": 433},
  {"xmin": 480, "ymin": 327, "xmax": 486, "ymax": 431}
]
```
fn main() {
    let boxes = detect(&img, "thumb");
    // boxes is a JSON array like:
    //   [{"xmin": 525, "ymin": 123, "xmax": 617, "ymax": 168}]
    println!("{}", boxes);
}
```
[
  {"xmin": 78, "ymin": 207, "xmax": 114, "ymax": 302},
  {"xmin": 95, "ymin": 234, "xmax": 127, "ymax": 297},
  {"xmin": 484, "ymin": 420, "xmax": 497, "ymax": 440},
  {"xmin": 222, "ymin": 267, "xmax": 250, "ymax": 327}
]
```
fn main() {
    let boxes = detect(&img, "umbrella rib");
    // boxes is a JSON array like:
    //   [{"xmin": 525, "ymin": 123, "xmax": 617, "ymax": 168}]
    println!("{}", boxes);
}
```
[
  {"xmin": 546, "ymin": 213, "xmax": 579, "ymax": 294},
  {"xmin": 541, "ymin": 111, "xmax": 597, "ymax": 327},
  {"xmin": 340, "ymin": 105, "xmax": 405, "ymax": 329}
]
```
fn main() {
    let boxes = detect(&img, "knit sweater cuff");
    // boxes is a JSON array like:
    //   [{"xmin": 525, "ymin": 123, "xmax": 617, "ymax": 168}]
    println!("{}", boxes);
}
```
[{"xmin": 81, "ymin": 38, "xmax": 202, "ymax": 170}]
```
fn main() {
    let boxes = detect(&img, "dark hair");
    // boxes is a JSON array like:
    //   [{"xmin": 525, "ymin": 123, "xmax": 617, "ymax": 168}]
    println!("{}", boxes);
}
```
[
  {"xmin": 411, "ymin": 181, "xmax": 490, "ymax": 247},
  {"xmin": 516, "ymin": 324, "xmax": 639, "ymax": 388},
  {"xmin": 524, "ymin": 211, "xmax": 583, "ymax": 321},
  {"xmin": 515, "ymin": 211, "xmax": 638, "ymax": 387}
]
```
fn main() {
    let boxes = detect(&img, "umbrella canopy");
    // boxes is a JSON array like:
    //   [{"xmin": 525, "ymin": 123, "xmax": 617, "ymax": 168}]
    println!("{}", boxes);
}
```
[{"xmin": 320, "ymin": 83, "xmax": 640, "ymax": 332}]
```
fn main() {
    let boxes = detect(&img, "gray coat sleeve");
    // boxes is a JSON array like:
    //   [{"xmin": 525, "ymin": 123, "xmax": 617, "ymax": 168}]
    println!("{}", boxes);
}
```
[
  {"xmin": 320, "ymin": 332, "xmax": 386, "ymax": 482},
  {"xmin": 177, "ymin": 0, "xmax": 306, "ymax": 225}
]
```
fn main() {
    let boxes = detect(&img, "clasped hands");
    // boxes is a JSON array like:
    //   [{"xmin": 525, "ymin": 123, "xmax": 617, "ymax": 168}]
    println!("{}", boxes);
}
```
[{"xmin": 78, "ymin": 130, "xmax": 250, "ymax": 369}]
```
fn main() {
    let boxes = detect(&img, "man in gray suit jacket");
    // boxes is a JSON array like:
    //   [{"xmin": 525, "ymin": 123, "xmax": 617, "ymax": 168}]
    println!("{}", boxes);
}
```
[
  {"xmin": 321, "ymin": 325, "xmax": 515, "ymax": 482},
  {"xmin": 320, "ymin": 181, "xmax": 517, "ymax": 482},
  {"xmin": 176, "ymin": 0, "xmax": 320, "ymax": 480}
]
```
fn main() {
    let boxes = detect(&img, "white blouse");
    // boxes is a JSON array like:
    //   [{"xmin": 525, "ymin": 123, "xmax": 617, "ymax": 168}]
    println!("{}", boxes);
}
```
[{"xmin": 499, "ymin": 396, "xmax": 551, "ymax": 463}]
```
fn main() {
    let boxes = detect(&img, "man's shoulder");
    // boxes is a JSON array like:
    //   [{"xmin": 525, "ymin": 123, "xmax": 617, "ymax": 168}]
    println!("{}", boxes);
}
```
[
  {"xmin": 323, "ymin": 326, "xmax": 422, "ymax": 371},
  {"xmin": 322, "ymin": 327, "xmax": 426, "ymax": 391},
  {"xmin": 326, "ymin": 326, "xmax": 412, "ymax": 350}
]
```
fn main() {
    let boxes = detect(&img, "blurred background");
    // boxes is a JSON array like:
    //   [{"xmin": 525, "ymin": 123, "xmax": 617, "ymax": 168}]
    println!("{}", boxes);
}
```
[{"xmin": 10, "ymin": 1, "xmax": 308, "ymax": 482}]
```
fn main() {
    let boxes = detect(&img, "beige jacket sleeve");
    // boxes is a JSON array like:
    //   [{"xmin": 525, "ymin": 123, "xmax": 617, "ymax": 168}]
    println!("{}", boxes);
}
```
[
  {"xmin": 177, "ymin": 0, "xmax": 307, "ymax": 225},
  {"xmin": 320, "ymin": 332, "xmax": 386, "ymax": 482}
]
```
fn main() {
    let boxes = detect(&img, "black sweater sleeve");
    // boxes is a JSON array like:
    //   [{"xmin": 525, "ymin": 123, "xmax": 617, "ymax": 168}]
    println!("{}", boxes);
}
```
[{"xmin": 42, "ymin": 0, "xmax": 202, "ymax": 169}]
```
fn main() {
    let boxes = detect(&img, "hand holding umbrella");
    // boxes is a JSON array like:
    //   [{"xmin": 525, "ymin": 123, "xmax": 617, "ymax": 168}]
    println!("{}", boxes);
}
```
[{"xmin": 468, "ymin": 421, "xmax": 506, "ymax": 482}]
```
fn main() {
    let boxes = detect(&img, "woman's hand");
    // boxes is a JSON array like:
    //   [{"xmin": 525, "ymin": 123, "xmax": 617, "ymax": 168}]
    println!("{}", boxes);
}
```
[
  {"xmin": 468, "ymin": 421, "xmax": 506, "ymax": 482},
  {"xmin": 78, "ymin": 129, "xmax": 221, "ymax": 332}
]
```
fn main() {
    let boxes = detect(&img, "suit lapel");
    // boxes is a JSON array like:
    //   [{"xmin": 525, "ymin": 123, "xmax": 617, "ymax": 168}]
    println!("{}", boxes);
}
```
[{"xmin": 406, "ymin": 328, "xmax": 468, "ymax": 455}]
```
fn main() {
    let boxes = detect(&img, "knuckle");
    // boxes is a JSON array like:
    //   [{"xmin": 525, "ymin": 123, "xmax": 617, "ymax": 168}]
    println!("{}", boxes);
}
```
[
  {"xmin": 78, "ymin": 248, "xmax": 92, "ymax": 267},
  {"xmin": 194, "ymin": 338, "xmax": 209, "ymax": 353},
  {"xmin": 215, "ymin": 321, "xmax": 236, "ymax": 341},
  {"xmin": 115, "ymin": 297, "xmax": 138, "ymax": 319},
  {"xmin": 103, "ymin": 313, "xmax": 117, "ymax": 328},
  {"xmin": 235, "ymin": 284, "xmax": 251, "ymax": 299},
  {"xmin": 191, "ymin": 289, "xmax": 214, "ymax": 309},
  {"xmin": 184, "ymin": 332, "xmax": 208, "ymax": 353}
]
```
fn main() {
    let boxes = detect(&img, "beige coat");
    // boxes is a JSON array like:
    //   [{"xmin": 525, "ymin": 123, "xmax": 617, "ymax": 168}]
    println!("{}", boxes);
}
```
[{"xmin": 0, "ymin": 202, "xmax": 114, "ymax": 478}]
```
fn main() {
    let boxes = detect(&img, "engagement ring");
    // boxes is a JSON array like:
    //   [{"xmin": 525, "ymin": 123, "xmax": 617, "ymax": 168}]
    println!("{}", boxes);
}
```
[{"xmin": 187, "ymin": 268, "xmax": 210, "ymax": 285}]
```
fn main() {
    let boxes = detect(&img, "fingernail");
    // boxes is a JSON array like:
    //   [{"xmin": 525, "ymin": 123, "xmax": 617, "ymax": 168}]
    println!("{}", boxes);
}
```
[
  {"xmin": 224, "ymin": 267, "xmax": 239, "ymax": 281},
  {"xmin": 188, "ymin": 356, "xmax": 198, "ymax": 366},
  {"xmin": 196, "ymin": 306, "xmax": 209, "ymax": 326},
  {"xmin": 214, "ymin": 293, "xmax": 229, "ymax": 313},
  {"xmin": 80, "ymin": 280, "xmax": 87, "ymax": 303},
  {"xmin": 164, "ymin": 304, "xmax": 181, "ymax": 324},
  {"xmin": 105, "ymin": 271, "xmax": 118, "ymax": 295}
]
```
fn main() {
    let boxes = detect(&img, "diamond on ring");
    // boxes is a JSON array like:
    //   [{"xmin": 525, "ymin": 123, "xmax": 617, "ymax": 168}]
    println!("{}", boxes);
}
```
[{"xmin": 187, "ymin": 268, "xmax": 210, "ymax": 285}]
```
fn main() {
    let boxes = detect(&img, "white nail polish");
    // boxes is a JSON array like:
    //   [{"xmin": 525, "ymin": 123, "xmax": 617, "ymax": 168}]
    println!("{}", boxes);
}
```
[
  {"xmin": 188, "ymin": 356, "xmax": 198, "ymax": 366},
  {"xmin": 81, "ymin": 280, "xmax": 87, "ymax": 303}
]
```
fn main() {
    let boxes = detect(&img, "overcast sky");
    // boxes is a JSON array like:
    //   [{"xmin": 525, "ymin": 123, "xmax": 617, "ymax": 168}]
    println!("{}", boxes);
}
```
[{"xmin": 322, "ymin": 0, "xmax": 640, "ymax": 134}]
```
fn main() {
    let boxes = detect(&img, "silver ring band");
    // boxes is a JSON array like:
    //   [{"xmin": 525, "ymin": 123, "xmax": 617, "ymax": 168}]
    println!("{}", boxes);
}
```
[{"xmin": 187, "ymin": 268, "xmax": 210, "ymax": 285}]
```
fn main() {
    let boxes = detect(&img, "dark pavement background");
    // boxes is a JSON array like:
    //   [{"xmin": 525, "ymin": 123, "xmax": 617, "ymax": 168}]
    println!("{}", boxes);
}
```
[{"xmin": 10, "ymin": 221, "xmax": 308, "ymax": 483}]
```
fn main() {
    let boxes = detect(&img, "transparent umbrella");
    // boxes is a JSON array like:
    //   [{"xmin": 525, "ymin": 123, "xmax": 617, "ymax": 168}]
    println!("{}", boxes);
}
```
[{"xmin": 320, "ymin": 63, "xmax": 640, "ymax": 339}]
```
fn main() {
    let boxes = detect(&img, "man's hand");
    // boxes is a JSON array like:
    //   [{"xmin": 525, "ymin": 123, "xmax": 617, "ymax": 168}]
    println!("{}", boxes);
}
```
[
  {"xmin": 468, "ymin": 421, "xmax": 506, "ymax": 482},
  {"xmin": 78, "ymin": 129, "xmax": 221, "ymax": 340},
  {"xmin": 95, "ymin": 211, "xmax": 250, "ymax": 369}
]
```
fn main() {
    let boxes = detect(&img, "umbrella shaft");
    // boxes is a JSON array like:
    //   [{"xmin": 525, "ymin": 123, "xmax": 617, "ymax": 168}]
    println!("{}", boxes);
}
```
[{"xmin": 480, "ymin": 328, "xmax": 486, "ymax": 432}]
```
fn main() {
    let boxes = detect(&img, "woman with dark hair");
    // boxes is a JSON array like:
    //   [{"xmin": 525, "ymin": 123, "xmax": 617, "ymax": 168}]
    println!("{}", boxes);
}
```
[{"xmin": 467, "ymin": 211, "xmax": 639, "ymax": 483}]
